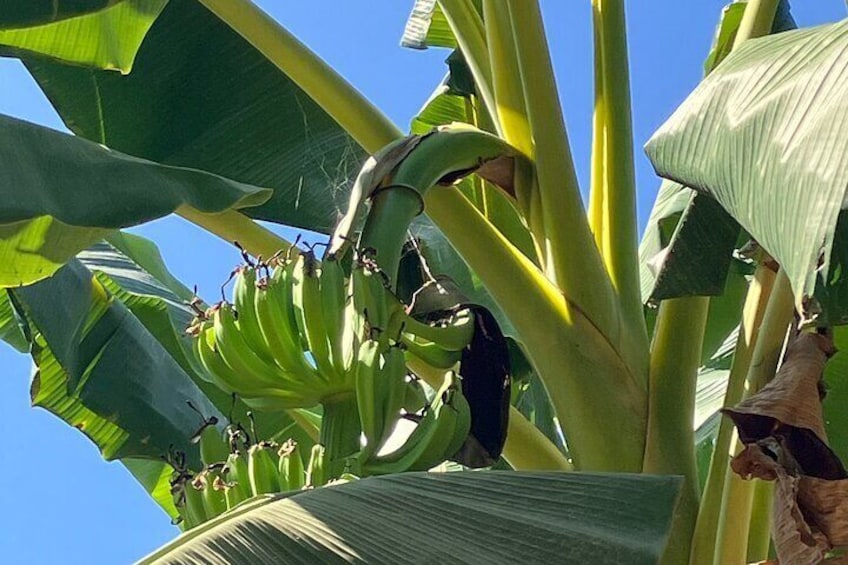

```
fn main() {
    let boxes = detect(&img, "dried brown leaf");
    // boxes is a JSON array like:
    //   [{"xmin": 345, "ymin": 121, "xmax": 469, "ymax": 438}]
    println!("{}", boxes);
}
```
[
  {"xmin": 798, "ymin": 476, "xmax": 848, "ymax": 546},
  {"xmin": 723, "ymin": 332, "xmax": 831, "ymax": 442}
]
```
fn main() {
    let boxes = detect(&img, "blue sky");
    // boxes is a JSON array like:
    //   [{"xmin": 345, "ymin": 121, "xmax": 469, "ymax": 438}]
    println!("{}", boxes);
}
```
[{"xmin": 0, "ymin": 2, "xmax": 844, "ymax": 562}]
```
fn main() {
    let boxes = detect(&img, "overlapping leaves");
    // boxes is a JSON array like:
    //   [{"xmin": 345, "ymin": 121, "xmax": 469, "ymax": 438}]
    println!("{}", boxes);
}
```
[{"xmin": 0, "ymin": 113, "xmax": 270, "ymax": 287}]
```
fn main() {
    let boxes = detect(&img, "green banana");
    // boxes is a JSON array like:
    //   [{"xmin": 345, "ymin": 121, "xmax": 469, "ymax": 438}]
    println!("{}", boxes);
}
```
[
  {"xmin": 183, "ymin": 476, "xmax": 209, "ymax": 527},
  {"xmin": 321, "ymin": 255, "xmax": 354, "ymax": 379},
  {"xmin": 212, "ymin": 303, "xmax": 324, "ymax": 408},
  {"xmin": 291, "ymin": 252, "xmax": 336, "ymax": 381},
  {"xmin": 354, "ymin": 339, "xmax": 383, "ymax": 459},
  {"xmin": 248, "ymin": 442, "xmax": 281, "ymax": 495},
  {"xmin": 222, "ymin": 452, "xmax": 251, "ymax": 508},
  {"xmin": 401, "ymin": 375, "xmax": 427, "ymax": 415},
  {"xmin": 254, "ymin": 272, "xmax": 317, "ymax": 381},
  {"xmin": 400, "ymin": 333, "xmax": 463, "ymax": 369},
  {"xmin": 392, "ymin": 307, "xmax": 475, "ymax": 352},
  {"xmin": 379, "ymin": 346, "xmax": 408, "ymax": 446},
  {"xmin": 232, "ymin": 266, "xmax": 276, "ymax": 363},
  {"xmin": 199, "ymin": 424, "xmax": 230, "ymax": 466},
  {"xmin": 197, "ymin": 468, "xmax": 228, "ymax": 519},
  {"xmin": 196, "ymin": 323, "xmax": 318, "ymax": 409},
  {"xmin": 363, "ymin": 372, "xmax": 471, "ymax": 475},
  {"xmin": 212, "ymin": 303, "xmax": 291, "ymax": 390},
  {"xmin": 306, "ymin": 444, "xmax": 326, "ymax": 488},
  {"xmin": 193, "ymin": 321, "xmax": 240, "ymax": 394},
  {"xmin": 277, "ymin": 439, "xmax": 306, "ymax": 491},
  {"xmin": 351, "ymin": 262, "xmax": 389, "ymax": 344}
]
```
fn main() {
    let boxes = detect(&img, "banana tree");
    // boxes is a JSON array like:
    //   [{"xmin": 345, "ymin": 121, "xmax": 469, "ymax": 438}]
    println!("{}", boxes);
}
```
[{"xmin": 2, "ymin": 0, "xmax": 848, "ymax": 563}]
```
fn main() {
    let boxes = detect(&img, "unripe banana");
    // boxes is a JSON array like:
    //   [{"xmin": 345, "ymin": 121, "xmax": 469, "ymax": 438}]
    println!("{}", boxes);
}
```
[
  {"xmin": 232, "ymin": 266, "xmax": 276, "ymax": 363},
  {"xmin": 254, "ymin": 275, "xmax": 317, "ymax": 381},
  {"xmin": 212, "ymin": 303, "xmax": 291, "ymax": 390},
  {"xmin": 248, "ymin": 441, "xmax": 281, "ymax": 495},
  {"xmin": 292, "ymin": 252, "xmax": 336, "ymax": 382},
  {"xmin": 184, "ymin": 476, "xmax": 209, "ymax": 527},
  {"xmin": 320, "ymin": 256, "xmax": 350, "ymax": 377},
  {"xmin": 351, "ymin": 263, "xmax": 389, "ymax": 344},
  {"xmin": 199, "ymin": 424, "xmax": 230, "ymax": 466},
  {"xmin": 392, "ymin": 307, "xmax": 475, "ymax": 352},
  {"xmin": 306, "ymin": 444, "xmax": 326, "ymax": 488},
  {"xmin": 354, "ymin": 339, "xmax": 383, "ymax": 459},
  {"xmin": 401, "ymin": 333, "xmax": 463, "ymax": 369},
  {"xmin": 193, "ymin": 322, "xmax": 241, "ymax": 394},
  {"xmin": 212, "ymin": 304, "xmax": 319, "ymax": 407},
  {"xmin": 197, "ymin": 468, "xmax": 228, "ymax": 519},
  {"xmin": 363, "ymin": 372, "xmax": 471, "ymax": 475},
  {"xmin": 378, "ymin": 345, "xmax": 408, "ymax": 449},
  {"xmin": 401, "ymin": 375, "xmax": 427, "ymax": 415},
  {"xmin": 277, "ymin": 439, "xmax": 306, "ymax": 491},
  {"xmin": 170, "ymin": 479, "xmax": 193, "ymax": 530},
  {"xmin": 223, "ymin": 452, "xmax": 251, "ymax": 508}
]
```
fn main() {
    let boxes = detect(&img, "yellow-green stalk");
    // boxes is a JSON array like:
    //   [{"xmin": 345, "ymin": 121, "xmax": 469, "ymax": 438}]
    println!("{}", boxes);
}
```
[{"xmin": 644, "ymin": 296, "xmax": 710, "ymax": 565}]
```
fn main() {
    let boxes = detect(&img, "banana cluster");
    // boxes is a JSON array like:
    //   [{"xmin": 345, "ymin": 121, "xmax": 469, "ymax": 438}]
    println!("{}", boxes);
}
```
[
  {"xmin": 187, "ymin": 252, "xmax": 357, "ymax": 410},
  {"xmin": 187, "ymin": 247, "xmax": 481, "ymax": 482},
  {"xmin": 357, "ymin": 369, "xmax": 471, "ymax": 475},
  {"xmin": 170, "ymin": 423, "xmax": 328, "ymax": 531}
]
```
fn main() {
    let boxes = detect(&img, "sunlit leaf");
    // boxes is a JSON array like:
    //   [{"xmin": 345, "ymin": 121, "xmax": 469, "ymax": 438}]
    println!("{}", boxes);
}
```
[
  {"xmin": 141, "ymin": 472, "xmax": 682, "ymax": 565},
  {"xmin": 0, "ymin": 0, "xmax": 166, "ymax": 72},
  {"xmin": 646, "ymin": 20, "xmax": 848, "ymax": 323}
]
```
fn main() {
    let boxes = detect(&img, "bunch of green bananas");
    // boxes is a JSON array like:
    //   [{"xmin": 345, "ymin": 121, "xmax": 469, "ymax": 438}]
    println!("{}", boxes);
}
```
[
  {"xmin": 187, "ymin": 245, "xmax": 482, "ymax": 483},
  {"xmin": 169, "ymin": 422, "xmax": 330, "ymax": 530},
  {"xmin": 187, "ymin": 251, "xmax": 357, "ymax": 410}
]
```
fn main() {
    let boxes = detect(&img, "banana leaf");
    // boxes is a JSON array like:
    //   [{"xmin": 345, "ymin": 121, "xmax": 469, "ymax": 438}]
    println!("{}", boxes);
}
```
[
  {"xmin": 20, "ymin": 0, "xmax": 365, "ymax": 234},
  {"xmin": 141, "ymin": 471, "xmax": 682, "ymax": 565},
  {"xmin": 0, "ymin": 0, "xmax": 127, "ymax": 29},
  {"xmin": 637, "ymin": 1, "xmax": 795, "ymax": 305},
  {"xmin": 0, "ymin": 0, "xmax": 166, "ymax": 71},
  {"xmin": 0, "ymin": 113, "xmax": 270, "ymax": 287},
  {"xmin": 646, "ymin": 19, "xmax": 848, "ymax": 323},
  {"xmin": 8, "ymin": 237, "xmax": 317, "ymax": 515}
]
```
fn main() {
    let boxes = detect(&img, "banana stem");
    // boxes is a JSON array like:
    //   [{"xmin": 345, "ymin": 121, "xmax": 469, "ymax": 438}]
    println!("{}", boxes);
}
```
[
  {"xmin": 505, "ymin": 0, "xmax": 619, "ymax": 343},
  {"xmin": 482, "ymin": 0, "xmax": 531, "ymax": 157},
  {"xmin": 643, "ymin": 296, "xmax": 710, "ymax": 565},
  {"xmin": 712, "ymin": 270, "xmax": 794, "ymax": 565},
  {"xmin": 689, "ymin": 265, "xmax": 776, "ymax": 565},
  {"xmin": 319, "ymin": 395, "xmax": 361, "ymax": 480},
  {"xmin": 359, "ymin": 127, "xmax": 517, "ymax": 285},
  {"xmin": 437, "ymin": 0, "xmax": 499, "ymax": 134},
  {"xmin": 713, "ymin": 437, "xmax": 756, "ymax": 565},
  {"xmin": 732, "ymin": 0, "xmax": 781, "ymax": 49},
  {"xmin": 426, "ymin": 189, "xmax": 647, "ymax": 471},
  {"xmin": 746, "ymin": 479, "xmax": 774, "ymax": 563},
  {"xmin": 176, "ymin": 207, "xmax": 290, "ymax": 259},
  {"xmin": 501, "ymin": 408, "xmax": 573, "ymax": 471},
  {"xmin": 481, "ymin": 0, "xmax": 546, "ymax": 265},
  {"xmin": 589, "ymin": 0, "xmax": 643, "ymax": 339}
]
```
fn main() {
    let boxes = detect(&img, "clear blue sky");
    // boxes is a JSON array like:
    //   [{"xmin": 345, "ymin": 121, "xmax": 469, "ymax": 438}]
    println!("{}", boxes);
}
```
[{"xmin": 0, "ymin": 2, "xmax": 844, "ymax": 563}]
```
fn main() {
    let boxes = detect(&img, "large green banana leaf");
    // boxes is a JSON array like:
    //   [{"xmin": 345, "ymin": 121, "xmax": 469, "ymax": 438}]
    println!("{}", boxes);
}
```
[
  {"xmin": 0, "ymin": 0, "xmax": 127, "ymax": 29},
  {"xmin": 646, "ymin": 19, "xmax": 848, "ymax": 323},
  {"xmin": 0, "ymin": 113, "xmax": 270, "ymax": 287},
  {"xmin": 16, "ymin": 0, "xmax": 365, "ymax": 233},
  {"xmin": 7, "ymin": 237, "xmax": 316, "ymax": 515},
  {"xmin": 0, "ymin": 0, "xmax": 166, "ymax": 71},
  {"xmin": 12, "ymin": 258, "xmax": 219, "ymax": 464},
  {"xmin": 637, "ymin": 1, "xmax": 795, "ymax": 304},
  {"xmin": 141, "ymin": 471, "xmax": 682, "ymax": 565}
]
